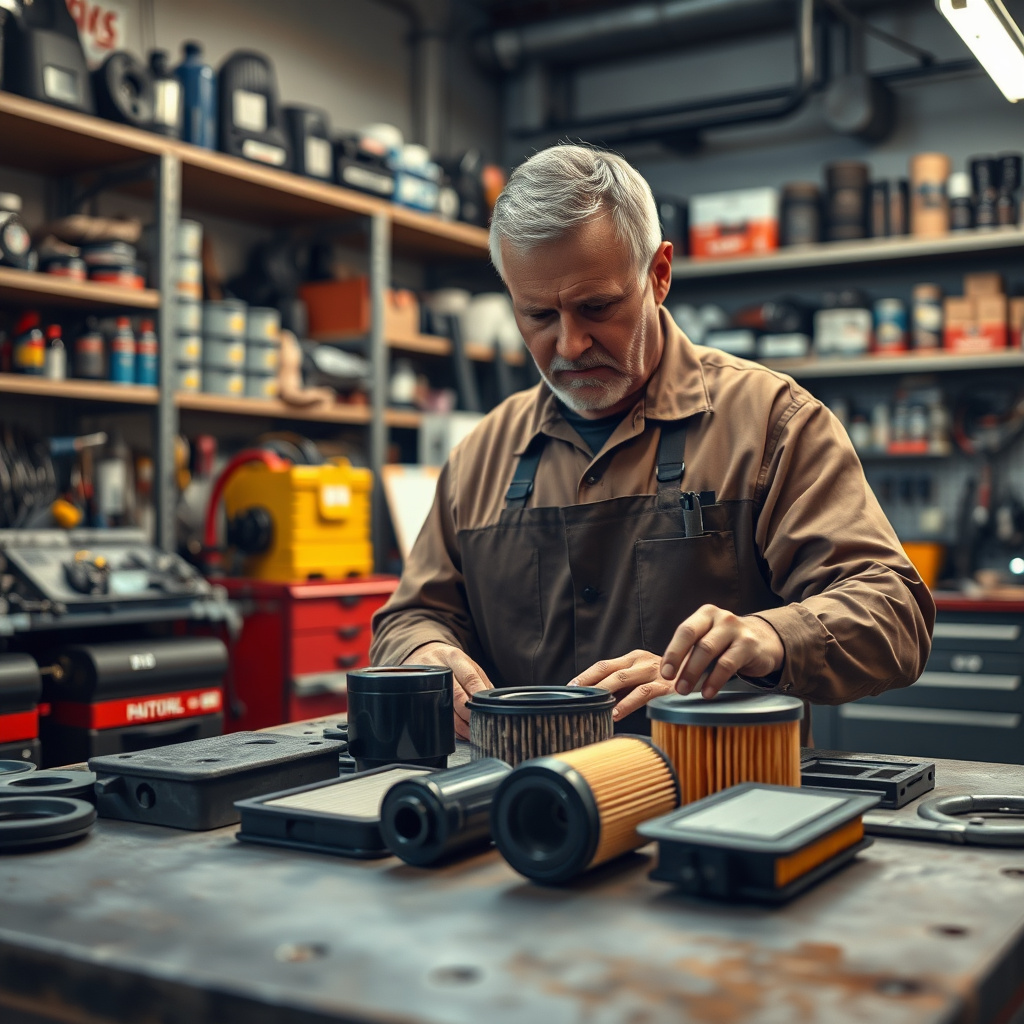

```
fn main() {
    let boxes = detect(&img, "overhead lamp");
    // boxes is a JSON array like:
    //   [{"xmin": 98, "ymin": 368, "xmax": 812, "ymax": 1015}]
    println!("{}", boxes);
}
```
[{"xmin": 937, "ymin": 0, "xmax": 1024, "ymax": 102}]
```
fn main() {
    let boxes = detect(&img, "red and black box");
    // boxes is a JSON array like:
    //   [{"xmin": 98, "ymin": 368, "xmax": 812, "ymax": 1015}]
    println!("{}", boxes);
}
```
[
  {"xmin": 41, "ymin": 637, "xmax": 228, "ymax": 766},
  {"xmin": 0, "ymin": 653, "xmax": 42, "ymax": 765}
]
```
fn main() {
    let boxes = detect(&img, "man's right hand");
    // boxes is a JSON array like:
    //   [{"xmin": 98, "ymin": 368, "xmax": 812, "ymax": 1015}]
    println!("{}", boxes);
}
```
[{"xmin": 406, "ymin": 642, "xmax": 493, "ymax": 740}]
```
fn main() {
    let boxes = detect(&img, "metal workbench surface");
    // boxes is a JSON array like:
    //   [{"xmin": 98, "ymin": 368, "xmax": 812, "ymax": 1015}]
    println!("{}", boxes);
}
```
[{"xmin": 1, "ymin": 754, "xmax": 1023, "ymax": 1024}]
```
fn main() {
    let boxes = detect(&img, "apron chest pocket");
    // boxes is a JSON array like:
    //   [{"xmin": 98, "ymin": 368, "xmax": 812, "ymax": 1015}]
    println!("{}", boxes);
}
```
[{"xmin": 635, "ymin": 532, "xmax": 741, "ymax": 654}]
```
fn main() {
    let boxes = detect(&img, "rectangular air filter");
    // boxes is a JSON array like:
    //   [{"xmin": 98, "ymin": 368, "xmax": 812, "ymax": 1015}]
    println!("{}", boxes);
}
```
[
  {"xmin": 800, "ymin": 755, "xmax": 935, "ymax": 808},
  {"xmin": 235, "ymin": 765, "xmax": 433, "ymax": 858}
]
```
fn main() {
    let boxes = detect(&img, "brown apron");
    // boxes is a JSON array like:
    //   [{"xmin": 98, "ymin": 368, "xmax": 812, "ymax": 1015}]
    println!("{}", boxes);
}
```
[{"xmin": 458, "ymin": 418, "xmax": 802, "ymax": 736}]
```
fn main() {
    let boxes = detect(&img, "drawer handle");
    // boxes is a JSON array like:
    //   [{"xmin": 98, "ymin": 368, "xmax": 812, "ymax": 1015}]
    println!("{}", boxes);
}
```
[
  {"xmin": 934, "ymin": 623, "xmax": 1020, "ymax": 642},
  {"xmin": 338, "ymin": 625, "xmax": 363, "ymax": 640},
  {"xmin": 336, "ymin": 654, "xmax": 361, "ymax": 669},
  {"xmin": 840, "ymin": 704, "xmax": 1020, "ymax": 729},
  {"xmin": 918, "ymin": 671, "xmax": 1020, "ymax": 691},
  {"xmin": 339, "ymin": 595, "xmax": 362, "ymax": 609}
]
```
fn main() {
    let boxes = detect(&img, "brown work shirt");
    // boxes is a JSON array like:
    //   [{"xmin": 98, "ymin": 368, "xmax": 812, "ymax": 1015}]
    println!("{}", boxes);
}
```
[{"xmin": 371, "ymin": 308, "xmax": 935, "ymax": 706}]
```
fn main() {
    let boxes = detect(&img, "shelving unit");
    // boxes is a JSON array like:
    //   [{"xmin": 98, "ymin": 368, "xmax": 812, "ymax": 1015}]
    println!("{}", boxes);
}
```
[
  {"xmin": 673, "ymin": 229, "xmax": 1024, "ymax": 279},
  {"xmin": 0, "ymin": 91, "xmax": 492, "ymax": 560},
  {"xmin": 761, "ymin": 350, "xmax": 1024, "ymax": 380}
]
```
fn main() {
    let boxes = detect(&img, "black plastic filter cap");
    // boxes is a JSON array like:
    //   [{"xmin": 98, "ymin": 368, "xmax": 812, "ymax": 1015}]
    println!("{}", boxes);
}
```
[{"xmin": 647, "ymin": 691, "xmax": 804, "ymax": 726}]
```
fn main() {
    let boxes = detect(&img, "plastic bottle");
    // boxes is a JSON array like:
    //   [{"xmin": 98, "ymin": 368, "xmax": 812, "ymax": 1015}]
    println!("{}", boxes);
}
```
[
  {"xmin": 12, "ymin": 312, "xmax": 45, "ymax": 375},
  {"xmin": 44, "ymin": 324, "xmax": 66, "ymax": 380},
  {"xmin": 910, "ymin": 152, "xmax": 951, "ymax": 238},
  {"xmin": 109, "ymin": 317, "xmax": 136, "ymax": 385},
  {"xmin": 75, "ymin": 317, "xmax": 105, "ymax": 379},
  {"xmin": 948, "ymin": 172, "xmax": 974, "ymax": 231},
  {"xmin": 0, "ymin": 193, "xmax": 34, "ymax": 270},
  {"xmin": 135, "ymin": 319, "xmax": 159, "ymax": 385},
  {"xmin": 175, "ymin": 41, "xmax": 217, "ymax": 149},
  {"xmin": 149, "ymin": 50, "xmax": 183, "ymax": 138}
]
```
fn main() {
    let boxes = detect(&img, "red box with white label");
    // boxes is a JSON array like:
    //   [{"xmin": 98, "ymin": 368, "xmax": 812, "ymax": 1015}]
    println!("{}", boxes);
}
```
[
  {"xmin": 40, "ymin": 637, "xmax": 227, "ymax": 766},
  {"xmin": 689, "ymin": 187, "xmax": 779, "ymax": 259}
]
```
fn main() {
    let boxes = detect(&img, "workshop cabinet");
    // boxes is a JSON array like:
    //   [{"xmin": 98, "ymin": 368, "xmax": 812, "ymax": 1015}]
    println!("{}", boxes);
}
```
[
  {"xmin": 215, "ymin": 576, "xmax": 399, "ymax": 732},
  {"xmin": 822, "ymin": 601, "xmax": 1024, "ymax": 763}
]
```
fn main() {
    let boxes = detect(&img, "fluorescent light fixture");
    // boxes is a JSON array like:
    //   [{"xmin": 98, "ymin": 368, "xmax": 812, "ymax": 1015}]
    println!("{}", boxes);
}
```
[{"xmin": 937, "ymin": 0, "xmax": 1024, "ymax": 101}]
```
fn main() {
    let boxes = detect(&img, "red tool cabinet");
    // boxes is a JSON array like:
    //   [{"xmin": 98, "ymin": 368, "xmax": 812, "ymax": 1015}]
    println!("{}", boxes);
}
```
[{"xmin": 213, "ymin": 577, "xmax": 399, "ymax": 732}]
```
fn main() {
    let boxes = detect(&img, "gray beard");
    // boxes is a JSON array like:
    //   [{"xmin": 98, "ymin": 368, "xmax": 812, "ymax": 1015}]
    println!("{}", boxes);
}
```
[{"xmin": 540, "ymin": 353, "xmax": 635, "ymax": 413}]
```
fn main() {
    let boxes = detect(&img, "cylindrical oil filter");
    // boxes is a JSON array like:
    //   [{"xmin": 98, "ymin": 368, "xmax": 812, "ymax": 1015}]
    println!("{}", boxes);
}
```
[
  {"xmin": 246, "ymin": 306, "xmax": 281, "ymax": 343},
  {"xmin": 647, "ymin": 692, "xmax": 803, "ymax": 805},
  {"xmin": 380, "ymin": 757, "xmax": 512, "ymax": 866},
  {"xmin": 176, "ymin": 257, "xmax": 202, "ymax": 299},
  {"xmin": 246, "ymin": 342, "xmax": 280, "ymax": 373},
  {"xmin": 491, "ymin": 736, "xmax": 679, "ymax": 884},
  {"xmin": 178, "ymin": 219, "xmax": 203, "ymax": 259},
  {"xmin": 177, "ymin": 365, "xmax": 202, "ymax": 392},
  {"xmin": 176, "ymin": 335, "xmax": 202, "ymax": 365},
  {"xmin": 468, "ymin": 686, "xmax": 615, "ymax": 766},
  {"xmin": 204, "ymin": 336, "xmax": 246, "ymax": 369},
  {"xmin": 176, "ymin": 299, "xmax": 202, "ymax": 334},
  {"xmin": 245, "ymin": 374, "xmax": 278, "ymax": 399},
  {"xmin": 347, "ymin": 666, "xmax": 455, "ymax": 772},
  {"xmin": 910, "ymin": 152, "xmax": 951, "ymax": 237},
  {"xmin": 202, "ymin": 367, "xmax": 244, "ymax": 396}
]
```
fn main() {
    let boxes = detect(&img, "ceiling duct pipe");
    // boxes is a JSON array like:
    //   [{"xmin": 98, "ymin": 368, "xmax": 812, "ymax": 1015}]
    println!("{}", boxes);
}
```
[{"xmin": 478, "ymin": 0, "xmax": 806, "ymax": 70}]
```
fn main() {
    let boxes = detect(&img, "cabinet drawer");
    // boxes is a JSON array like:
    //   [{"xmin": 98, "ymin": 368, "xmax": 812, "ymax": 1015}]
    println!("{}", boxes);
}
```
[
  {"xmin": 867, "ymin": 681, "xmax": 1024, "ymax": 713},
  {"xmin": 932, "ymin": 616, "xmax": 1024, "ymax": 654},
  {"xmin": 289, "ymin": 629, "xmax": 371, "ymax": 677},
  {"xmin": 837, "ymin": 703, "xmax": 1023, "ymax": 764},
  {"xmin": 290, "ymin": 593, "xmax": 390, "ymax": 632}
]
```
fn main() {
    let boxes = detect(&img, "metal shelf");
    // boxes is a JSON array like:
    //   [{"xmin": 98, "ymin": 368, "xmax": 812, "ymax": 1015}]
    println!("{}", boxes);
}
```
[
  {"xmin": 673, "ymin": 230, "xmax": 1024, "ymax": 280},
  {"xmin": 760, "ymin": 350, "xmax": 1024, "ymax": 379},
  {"xmin": 0, "ymin": 372, "xmax": 158, "ymax": 404},
  {"xmin": 0, "ymin": 267, "xmax": 160, "ymax": 310}
]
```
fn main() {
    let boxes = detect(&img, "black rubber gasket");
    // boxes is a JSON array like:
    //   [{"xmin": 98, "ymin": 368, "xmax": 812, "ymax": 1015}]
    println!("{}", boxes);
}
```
[
  {"xmin": 0, "ymin": 797, "xmax": 97, "ymax": 851},
  {"xmin": 0, "ymin": 760, "xmax": 36, "ymax": 779},
  {"xmin": 0, "ymin": 770, "xmax": 97, "ymax": 803}
]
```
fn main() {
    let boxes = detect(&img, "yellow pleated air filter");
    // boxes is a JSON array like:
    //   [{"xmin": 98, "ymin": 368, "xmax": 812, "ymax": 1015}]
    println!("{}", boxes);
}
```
[
  {"xmin": 647, "ymin": 693, "xmax": 803, "ymax": 805},
  {"xmin": 490, "ymin": 735, "xmax": 680, "ymax": 884}
]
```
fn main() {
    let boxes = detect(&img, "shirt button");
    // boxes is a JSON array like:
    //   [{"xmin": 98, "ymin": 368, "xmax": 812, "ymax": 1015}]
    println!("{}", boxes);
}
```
[
  {"xmin": 582, "ymin": 586, "xmax": 600, "ymax": 603},
  {"xmin": 585, "ymin": 474, "xmax": 599, "ymax": 486}
]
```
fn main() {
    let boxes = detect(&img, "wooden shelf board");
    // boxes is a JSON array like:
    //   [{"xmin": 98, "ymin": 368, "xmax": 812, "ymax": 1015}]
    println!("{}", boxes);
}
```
[
  {"xmin": 387, "ymin": 333, "xmax": 452, "ymax": 356},
  {"xmin": 0, "ymin": 267, "xmax": 160, "ymax": 310},
  {"xmin": 0, "ymin": 93, "xmax": 164, "ymax": 175},
  {"xmin": 389, "ymin": 208, "xmax": 491, "ymax": 260},
  {"xmin": 761, "ymin": 350, "xmax": 1024, "ymax": 379},
  {"xmin": 385, "ymin": 408, "xmax": 423, "ymax": 429},
  {"xmin": 673, "ymin": 229, "xmax": 1024, "ymax": 279},
  {"xmin": 175, "ymin": 392, "xmax": 372, "ymax": 423},
  {"xmin": 0, "ymin": 373, "xmax": 157, "ymax": 404}
]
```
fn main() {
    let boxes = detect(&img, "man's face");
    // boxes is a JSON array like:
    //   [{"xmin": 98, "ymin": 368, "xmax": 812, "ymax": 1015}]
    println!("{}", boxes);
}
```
[{"xmin": 502, "ymin": 214, "xmax": 672, "ymax": 420}]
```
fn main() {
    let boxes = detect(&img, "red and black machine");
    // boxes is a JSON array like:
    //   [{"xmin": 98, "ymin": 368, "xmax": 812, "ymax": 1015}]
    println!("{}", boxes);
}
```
[{"xmin": 0, "ymin": 654, "xmax": 43, "ymax": 764}]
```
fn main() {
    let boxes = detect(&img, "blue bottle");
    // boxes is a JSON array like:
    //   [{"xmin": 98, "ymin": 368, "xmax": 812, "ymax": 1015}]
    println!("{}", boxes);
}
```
[
  {"xmin": 109, "ymin": 317, "xmax": 136, "ymax": 385},
  {"xmin": 175, "ymin": 41, "xmax": 217, "ymax": 149}
]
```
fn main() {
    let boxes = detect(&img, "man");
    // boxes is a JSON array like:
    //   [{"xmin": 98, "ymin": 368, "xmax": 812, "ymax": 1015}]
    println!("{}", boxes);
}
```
[{"xmin": 370, "ymin": 144, "xmax": 934, "ymax": 742}]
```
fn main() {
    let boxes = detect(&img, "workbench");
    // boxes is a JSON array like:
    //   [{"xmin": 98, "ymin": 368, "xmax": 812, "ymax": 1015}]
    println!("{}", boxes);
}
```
[{"xmin": 1, "ymin": 751, "xmax": 1023, "ymax": 1024}]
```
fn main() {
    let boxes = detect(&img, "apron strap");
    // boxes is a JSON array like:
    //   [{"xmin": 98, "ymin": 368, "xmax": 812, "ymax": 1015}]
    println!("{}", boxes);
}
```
[
  {"xmin": 654, "ymin": 419, "xmax": 687, "ymax": 502},
  {"xmin": 505, "ymin": 434, "xmax": 547, "ymax": 509}
]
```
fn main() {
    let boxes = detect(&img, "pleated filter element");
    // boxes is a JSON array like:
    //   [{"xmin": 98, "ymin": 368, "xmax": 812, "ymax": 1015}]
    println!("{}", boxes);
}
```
[
  {"xmin": 648, "ymin": 692, "xmax": 803, "ymax": 805},
  {"xmin": 491, "ymin": 735, "xmax": 680, "ymax": 884}
]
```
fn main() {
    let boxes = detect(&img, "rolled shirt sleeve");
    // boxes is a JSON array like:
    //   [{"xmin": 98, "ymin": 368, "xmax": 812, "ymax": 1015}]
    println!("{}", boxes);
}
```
[{"xmin": 750, "ymin": 397, "xmax": 935, "ymax": 704}]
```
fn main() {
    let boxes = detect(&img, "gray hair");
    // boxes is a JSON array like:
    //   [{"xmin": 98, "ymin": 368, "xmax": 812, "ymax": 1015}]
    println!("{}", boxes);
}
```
[{"xmin": 489, "ymin": 145, "xmax": 662, "ymax": 283}]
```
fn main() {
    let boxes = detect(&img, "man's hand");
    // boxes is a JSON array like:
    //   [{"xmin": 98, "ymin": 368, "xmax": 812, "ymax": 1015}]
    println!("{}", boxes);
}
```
[
  {"xmin": 660, "ymin": 605, "xmax": 785, "ymax": 699},
  {"xmin": 569, "ymin": 650, "xmax": 675, "ymax": 721},
  {"xmin": 407, "ymin": 642, "xmax": 493, "ymax": 740}
]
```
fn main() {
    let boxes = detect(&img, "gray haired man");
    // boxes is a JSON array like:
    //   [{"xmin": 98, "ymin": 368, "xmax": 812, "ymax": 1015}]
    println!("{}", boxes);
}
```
[{"xmin": 371, "ymin": 144, "xmax": 934, "ymax": 741}]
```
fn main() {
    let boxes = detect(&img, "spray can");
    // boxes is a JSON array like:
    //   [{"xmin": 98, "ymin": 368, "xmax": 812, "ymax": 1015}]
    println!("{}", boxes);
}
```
[
  {"xmin": 109, "ymin": 317, "xmax": 136, "ymax": 385},
  {"xmin": 135, "ymin": 319, "xmax": 159, "ymax": 385},
  {"xmin": 12, "ymin": 313, "xmax": 45, "ymax": 374},
  {"xmin": 44, "ymin": 324, "xmax": 67, "ymax": 380}
]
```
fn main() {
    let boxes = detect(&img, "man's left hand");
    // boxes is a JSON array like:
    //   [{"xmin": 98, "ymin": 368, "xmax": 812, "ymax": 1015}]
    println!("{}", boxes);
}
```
[{"xmin": 570, "ymin": 607, "xmax": 785, "ymax": 720}]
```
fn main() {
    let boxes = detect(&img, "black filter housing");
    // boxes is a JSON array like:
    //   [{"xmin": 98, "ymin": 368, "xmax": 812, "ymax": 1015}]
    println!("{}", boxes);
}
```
[
  {"xmin": 334, "ymin": 134, "xmax": 396, "ymax": 198},
  {"xmin": 92, "ymin": 51, "xmax": 154, "ymax": 128},
  {"xmin": 284, "ymin": 105, "xmax": 333, "ymax": 180},
  {"xmin": 380, "ymin": 757, "xmax": 512, "ymax": 866},
  {"xmin": 347, "ymin": 666, "xmax": 455, "ymax": 772},
  {"xmin": 218, "ymin": 50, "xmax": 291, "ymax": 170},
  {"xmin": 1, "ymin": 0, "xmax": 93, "ymax": 113}
]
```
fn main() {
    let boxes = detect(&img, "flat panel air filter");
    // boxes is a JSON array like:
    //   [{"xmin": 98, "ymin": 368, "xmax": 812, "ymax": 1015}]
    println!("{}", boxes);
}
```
[
  {"xmin": 235, "ymin": 765, "xmax": 434, "ymax": 858},
  {"xmin": 800, "ymin": 755, "xmax": 935, "ymax": 808},
  {"xmin": 89, "ymin": 732, "xmax": 344, "ymax": 830},
  {"xmin": 639, "ymin": 782, "xmax": 880, "ymax": 903}
]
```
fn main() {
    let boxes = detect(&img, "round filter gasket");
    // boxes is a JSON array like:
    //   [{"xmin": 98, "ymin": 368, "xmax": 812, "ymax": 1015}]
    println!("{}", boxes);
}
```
[
  {"xmin": 0, "ymin": 770, "xmax": 97, "ymax": 803},
  {"xmin": 918, "ymin": 794, "xmax": 1024, "ymax": 847},
  {"xmin": 468, "ymin": 686, "xmax": 615, "ymax": 715},
  {"xmin": 0, "ymin": 797, "xmax": 97, "ymax": 852},
  {"xmin": 0, "ymin": 760, "xmax": 37, "ymax": 779},
  {"xmin": 647, "ymin": 691, "xmax": 804, "ymax": 726}
]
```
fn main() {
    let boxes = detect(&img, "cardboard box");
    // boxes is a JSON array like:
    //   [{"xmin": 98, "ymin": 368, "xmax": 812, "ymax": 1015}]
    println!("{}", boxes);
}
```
[
  {"xmin": 963, "ymin": 272, "xmax": 1004, "ymax": 298},
  {"xmin": 1010, "ymin": 297, "xmax": 1024, "ymax": 348},
  {"xmin": 944, "ymin": 294, "xmax": 1008, "ymax": 351},
  {"xmin": 300, "ymin": 277, "xmax": 420, "ymax": 340},
  {"xmin": 689, "ymin": 187, "xmax": 779, "ymax": 259}
]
